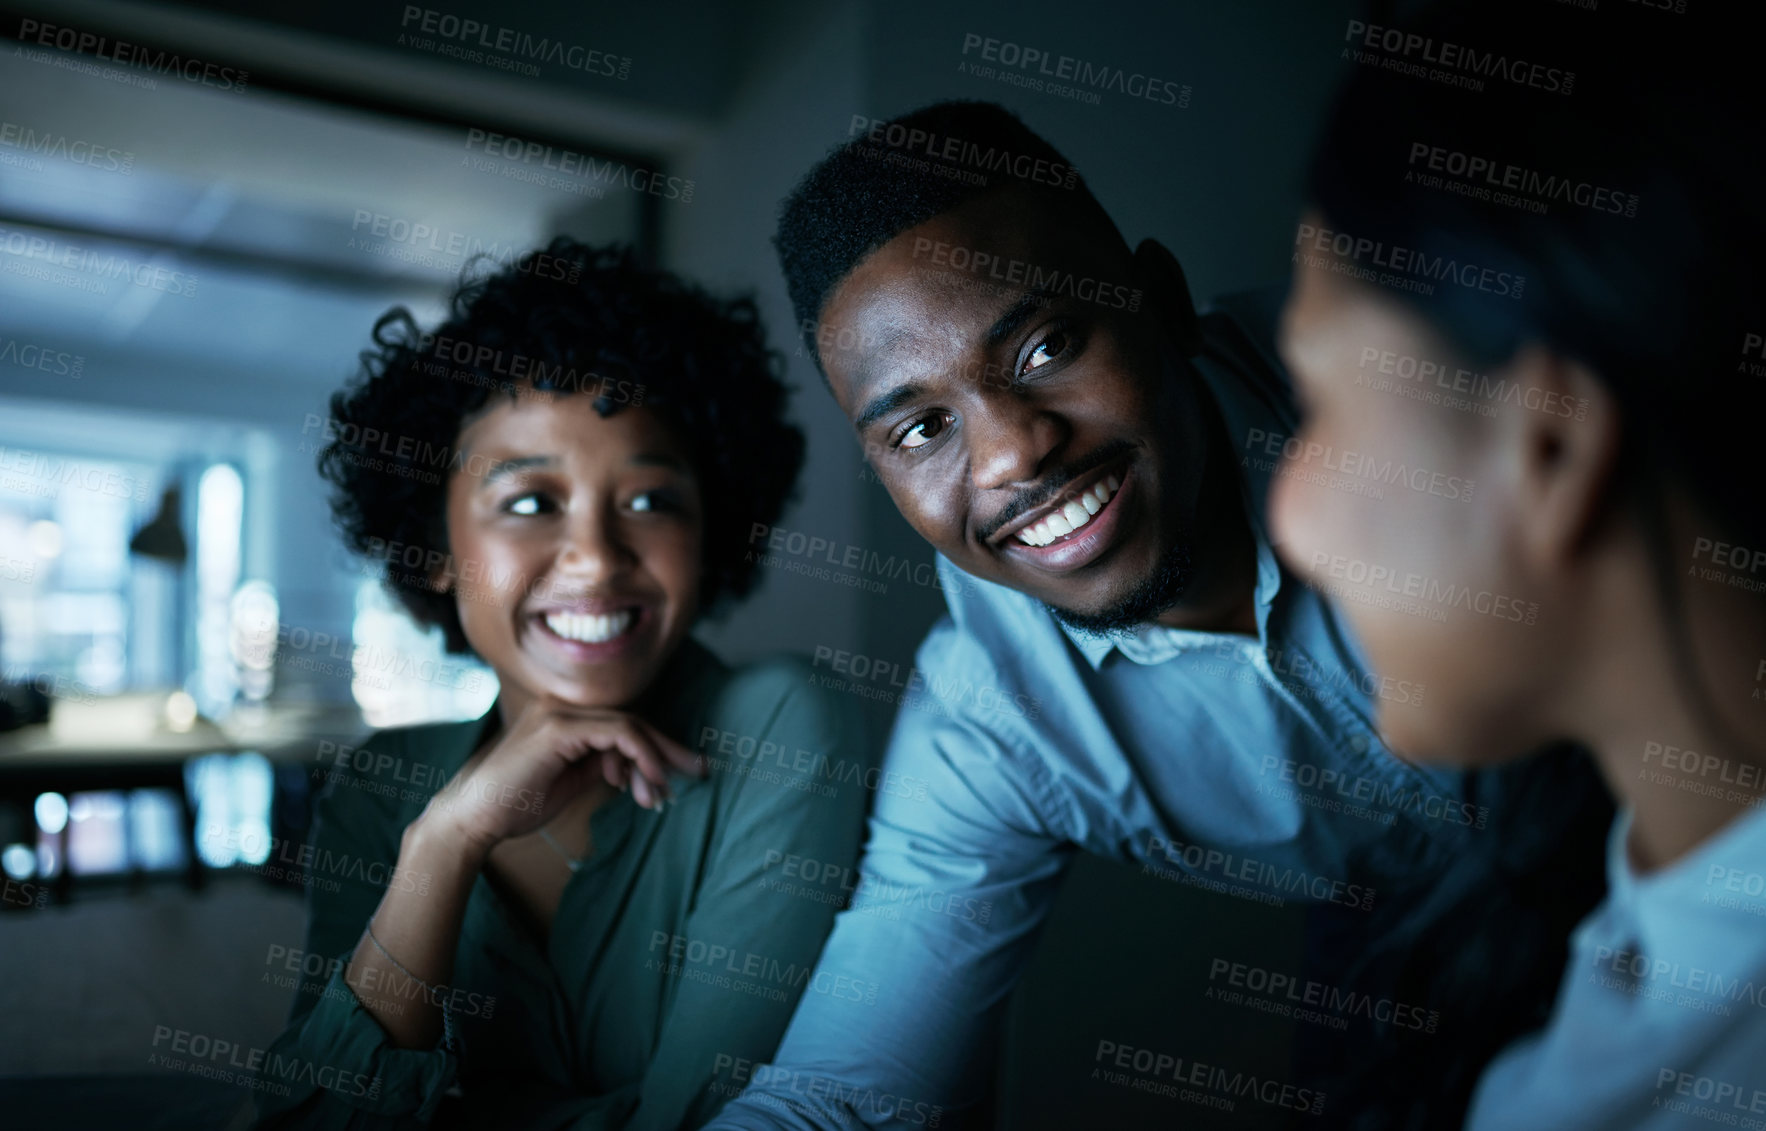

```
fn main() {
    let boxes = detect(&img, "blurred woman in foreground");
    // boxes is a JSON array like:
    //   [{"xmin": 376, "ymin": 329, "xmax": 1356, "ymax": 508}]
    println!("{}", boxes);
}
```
[{"xmin": 1274, "ymin": 3, "xmax": 1766, "ymax": 1127}]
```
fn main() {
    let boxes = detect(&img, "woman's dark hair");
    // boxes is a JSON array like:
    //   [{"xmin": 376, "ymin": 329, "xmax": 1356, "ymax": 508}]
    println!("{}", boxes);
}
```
[
  {"xmin": 1310, "ymin": 0, "xmax": 1763, "ymax": 568},
  {"xmin": 1305, "ymin": 2, "xmax": 1758, "ymax": 1125},
  {"xmin": 317, "ymin": 238, "xmax": 805, "ymax": 654}
]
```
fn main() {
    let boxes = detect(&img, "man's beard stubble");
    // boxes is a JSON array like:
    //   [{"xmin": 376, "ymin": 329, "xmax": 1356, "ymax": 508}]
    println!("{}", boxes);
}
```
[
  {"xmin": 1044, "ymin": 375, "xmax": 1226, "ymax": 636},
  {"xmin": 1045, "ymin": 532, "xmax": 1195, "ymax": 635}
]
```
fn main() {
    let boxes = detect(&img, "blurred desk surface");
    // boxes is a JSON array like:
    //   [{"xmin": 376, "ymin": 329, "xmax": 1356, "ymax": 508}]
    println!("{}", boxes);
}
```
[
  {"xmin": 0, "ymin": 694, "xmax": 369, "ymax": 901},
  {"xmin": 0, "ymin": 693, "xmax": 368, "ymax": 771}
]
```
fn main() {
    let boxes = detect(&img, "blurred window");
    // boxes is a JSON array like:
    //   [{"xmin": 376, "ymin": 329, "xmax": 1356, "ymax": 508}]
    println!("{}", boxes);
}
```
[
  {"xmin": 349, "ymin": 578, "xmax": 497, "ymax": 729},
  {"xmin": 193, "ymin": 463, "xmax": 244, "ymax": 715},
  {"xmin": 0, "ymin": 447, "xmax": 149, "ymax": 694}
]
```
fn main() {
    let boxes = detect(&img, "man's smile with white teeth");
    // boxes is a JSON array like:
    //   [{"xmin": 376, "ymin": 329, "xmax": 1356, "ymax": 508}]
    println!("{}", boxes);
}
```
[
  {"xmin": 541, "ymin": 609, "xmax": 637, "ymax": 643},
  {"xmin": 1014, "ymin": 474, "xmax": 1122, "ymax": 547}
]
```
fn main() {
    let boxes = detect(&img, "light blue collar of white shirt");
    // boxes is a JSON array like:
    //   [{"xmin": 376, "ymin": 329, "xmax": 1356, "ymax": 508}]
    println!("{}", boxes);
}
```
[
  {"xmin": 1057, "ymin": 533, "xmax": 1282, "ymax": 669},
  {"xmin": 1594, "ymin": 802, "xmax": 1766, "ymax": 962}
]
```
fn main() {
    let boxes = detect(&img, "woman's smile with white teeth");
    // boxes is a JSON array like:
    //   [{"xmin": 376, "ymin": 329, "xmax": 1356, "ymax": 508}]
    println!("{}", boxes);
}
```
[
  {"xmin": 541, "ymin": 609, "xmax": 636, "ymax": 643},
  {"xmin": 1015, "ymin": 475, "xmax": 1122, "ymax": 547}
]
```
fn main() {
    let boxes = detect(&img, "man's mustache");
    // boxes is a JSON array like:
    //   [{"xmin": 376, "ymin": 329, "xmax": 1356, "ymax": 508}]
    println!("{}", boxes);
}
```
[{"xmin": 979, "ymin": 437, "xmax": 1137, "ymax": 543}]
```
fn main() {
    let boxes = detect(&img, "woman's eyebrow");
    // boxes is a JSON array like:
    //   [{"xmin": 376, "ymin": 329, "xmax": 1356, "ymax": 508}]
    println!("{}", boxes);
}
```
[{"xmin": 478, "ymin": 454, "xmax": 555, "ymax": 487}]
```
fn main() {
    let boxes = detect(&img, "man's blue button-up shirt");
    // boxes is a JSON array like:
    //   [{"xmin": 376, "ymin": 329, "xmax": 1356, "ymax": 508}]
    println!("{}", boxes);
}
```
[{"xmin": 707, "ymin": 296, "xmax": 1502, "ymax": 1129}]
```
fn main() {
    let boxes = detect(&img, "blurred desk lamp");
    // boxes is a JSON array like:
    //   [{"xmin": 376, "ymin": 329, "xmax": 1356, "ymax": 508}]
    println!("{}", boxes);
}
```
[
  {"xmin": 130, "ymin": 486, "xmax": 187, "ymax": 563},
  {"xmin": 129, "ymin": 485, "xmax": 202, "ymax": 726}
]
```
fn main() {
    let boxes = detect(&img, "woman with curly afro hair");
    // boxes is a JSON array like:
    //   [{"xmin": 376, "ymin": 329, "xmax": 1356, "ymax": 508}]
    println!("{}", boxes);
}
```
[{"xmin": 256, "ymin": 239, "xmax": 869, "ymax": 1130}]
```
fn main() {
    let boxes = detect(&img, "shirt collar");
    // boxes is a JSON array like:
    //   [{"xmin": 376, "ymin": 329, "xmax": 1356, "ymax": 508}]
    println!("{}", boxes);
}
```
[
  {"xmin": 1057, "ymin": 533, "xmax": 1282, "ymax": 670},
  {"xmin": 1600, "ymin": 802, "xmax": 1766, "ymax": 960}
]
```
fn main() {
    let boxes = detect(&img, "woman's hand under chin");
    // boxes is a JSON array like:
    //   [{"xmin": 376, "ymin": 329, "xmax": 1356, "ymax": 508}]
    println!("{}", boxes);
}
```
[{"xmin": 418, "ymin": 695, "xmax": 707, "ymax": 861}]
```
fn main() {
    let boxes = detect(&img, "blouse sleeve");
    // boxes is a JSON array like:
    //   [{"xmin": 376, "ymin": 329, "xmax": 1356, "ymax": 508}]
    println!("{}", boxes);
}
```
[{"xmin": 252, "ymin": 728, "xmax": 459, "ymax": 1130}]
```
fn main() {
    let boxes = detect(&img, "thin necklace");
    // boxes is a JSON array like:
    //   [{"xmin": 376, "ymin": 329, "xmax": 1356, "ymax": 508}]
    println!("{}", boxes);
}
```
[{"xmin": 537, "ymin": 826, "xmax": 584, "ymax": 872}]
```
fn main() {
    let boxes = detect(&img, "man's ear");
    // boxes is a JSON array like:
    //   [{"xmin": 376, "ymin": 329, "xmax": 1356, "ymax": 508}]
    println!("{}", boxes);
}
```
[
  {"xmin": 1133, "ymin": 238, "xmax": 1203, "ymax": 359},
  {"xmin": 1506, "ymin": 346, "xmax": 1622, "ymax": 570}
]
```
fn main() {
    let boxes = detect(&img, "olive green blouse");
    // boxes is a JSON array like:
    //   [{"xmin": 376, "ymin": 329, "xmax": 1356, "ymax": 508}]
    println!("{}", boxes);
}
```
[{"xmin": 253, "ymin": 641, "xmax": 870, "ymax": 1130}]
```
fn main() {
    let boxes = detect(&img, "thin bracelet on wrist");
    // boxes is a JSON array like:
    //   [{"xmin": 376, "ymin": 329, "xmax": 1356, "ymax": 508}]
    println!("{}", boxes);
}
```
[{"xmin": 363, "ymin": 917, "xmax": 458, "ymax": 1053}]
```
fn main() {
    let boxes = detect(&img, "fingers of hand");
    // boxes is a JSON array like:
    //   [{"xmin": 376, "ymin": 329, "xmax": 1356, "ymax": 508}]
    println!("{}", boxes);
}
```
[
  {"xmin": 600, "ymin": 754, "xmax": 627, "ymax": 791},
  {"xmin": 528, "ymin": 706, "xmax": 709, "ymax": 809},
  {"xmin": 548, "ymin": 718, "xmax": 676, "ymax": 805}
]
